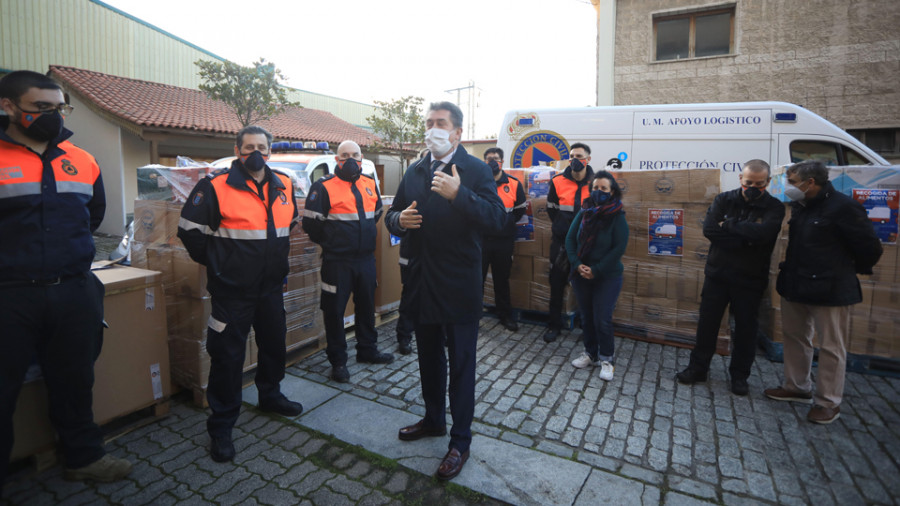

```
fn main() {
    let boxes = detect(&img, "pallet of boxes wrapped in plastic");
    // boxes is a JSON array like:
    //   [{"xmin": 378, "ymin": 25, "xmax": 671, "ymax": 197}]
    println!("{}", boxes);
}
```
[
  {"xmin": 763, "ymin": 165, "xmax": 900, "ymax": 372},
  {"xmin": 130, "ymin": 173, "xmax": 326, "ymax": 406},
  {"xmin": 486, "ymin": 165, "xmax": 730, "ymax": 354}
]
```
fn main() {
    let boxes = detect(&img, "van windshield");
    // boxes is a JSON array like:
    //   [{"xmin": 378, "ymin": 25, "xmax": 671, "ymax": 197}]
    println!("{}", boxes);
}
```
[{"xmin": 268, "ymin": 161, "xmax": 310, "ymax": 198}]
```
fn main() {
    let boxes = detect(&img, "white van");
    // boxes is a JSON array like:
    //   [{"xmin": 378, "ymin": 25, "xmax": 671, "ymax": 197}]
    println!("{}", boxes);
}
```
[{"xmin": 497, "ymin": 101, "xmax": 888, "ymax": 191}]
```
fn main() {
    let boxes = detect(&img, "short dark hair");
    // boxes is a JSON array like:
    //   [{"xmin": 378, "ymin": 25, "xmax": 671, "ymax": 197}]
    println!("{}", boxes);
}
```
[
  {"xmin": 429, "ymin": 101, "xmax": 463, "ymax": 129},
  {"xmin": 570, "ymin": 142, "xmax": 591, "ymax": 155},
  {"xmin": 236, "ymin": 125, "xmax": 273, "ymax": 148},
  {"xmin": 484, "ymin": 147, "xmax": 504, "ymax": 161},
  {"xmin": 0, "ymin": 70, "xmax": 62, "ymax": 101},
  {"xmin": 786, "ymin": 159, "xmax": 829, "ymax": 186},
  {"xmin": 743, "ymin": 159, "xmax": 771, "ymax": 176},
  {"xmin": 591, "ymin": 170, "xmax": 622, "ymax": 200}
]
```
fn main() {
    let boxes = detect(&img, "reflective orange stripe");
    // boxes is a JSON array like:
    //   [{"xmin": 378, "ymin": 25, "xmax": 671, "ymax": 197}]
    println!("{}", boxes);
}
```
[
  {"xmin": 211, "ymin": 172, "xmax": 294, "ymax": 238},
  {"xmin": 321, "ymin": 176, "xmax": 378, "ymax": 220},
  {"xmin": 0, "ymin": 139, "xmax": 99, "ymax": 199},
  {"xmin": 496, "ymin": 176, "xmax": 520, "ymax": 211},
  {"xmin": 552, "ymin": 174, "xmax": 590, "ymax": 211}
]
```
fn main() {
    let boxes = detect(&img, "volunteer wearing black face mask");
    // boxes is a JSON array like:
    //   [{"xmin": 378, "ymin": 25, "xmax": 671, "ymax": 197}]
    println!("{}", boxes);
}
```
[
  {"xmin": 302, "ymin": 139, "xmax": 392, "ymax": 385},
  {"xmin": 0, "ymin": 71, "xmax": 135, "ymax": 485},
  {"xmin": 481, "ymin": 148, "xmax": 526, "ymax": 332},
  {"xmin": 545, "ymin": 143, "xmax": 594, "ymax": 342},
  {"xmin": 179, "ymin": 126, "xmax": 303, "ymax": 463},
  {"xmin": 676, "ymin": 159, "xmax": 785, "ymax": 396}
]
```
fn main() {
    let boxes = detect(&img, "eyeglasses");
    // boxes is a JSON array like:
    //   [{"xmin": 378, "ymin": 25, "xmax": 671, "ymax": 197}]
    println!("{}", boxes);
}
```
[{"xmin": 16, "ymin": 101, "xmax": 74, "ymax": 117}]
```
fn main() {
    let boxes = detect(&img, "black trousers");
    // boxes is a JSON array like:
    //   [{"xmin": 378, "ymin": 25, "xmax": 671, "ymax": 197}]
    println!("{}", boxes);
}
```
[
  {"xmin": 320, "ymin": 256, "xmax": 378, "ymax": 366},
  {"xmin": 396, "ymin": 265, "xmax": 414, "ymax": 344},
  {"xmin": 1, "ymin": 273, "xmax": 106, "ymax": 482},
  {"xmin": 548, "ymin": 236, "xmax": 570, "ymax": 329},
  {"xmin": 481, "ymin": 239, "xmax": 515, "ymax": 320},
  {"xmin": 415, "ymin": 321, "xmax": 478, "ymax": 454},
  {"xmin": 206, "ymin": 290, "xmax": 287, "ymax": 439},
  {"xmin": 689, "ymin": 276, "xmax": 765, "ymax": 381}
]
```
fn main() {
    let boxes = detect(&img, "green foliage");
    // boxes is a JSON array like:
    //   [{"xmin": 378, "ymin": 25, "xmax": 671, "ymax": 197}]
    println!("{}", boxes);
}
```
[
  {"xmin": 195, "ymin": 58, "xmax": 299, "ymax": 127},
  {"xmin": 366, "ymin": 96, "xmax": 426, "ymax": 153}
]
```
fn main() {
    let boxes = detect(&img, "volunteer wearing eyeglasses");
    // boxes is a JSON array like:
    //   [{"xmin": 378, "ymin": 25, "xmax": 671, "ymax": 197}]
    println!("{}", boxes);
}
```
[{"xmin": 0, "ymin": 70, "xmax": 132, "ymax": 486}]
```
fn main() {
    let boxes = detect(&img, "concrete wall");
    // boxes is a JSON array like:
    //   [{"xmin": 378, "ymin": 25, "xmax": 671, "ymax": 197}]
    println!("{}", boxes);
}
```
[{"xmin": 613, "ymin": 0, "xmax": 900, "ymax": 131}]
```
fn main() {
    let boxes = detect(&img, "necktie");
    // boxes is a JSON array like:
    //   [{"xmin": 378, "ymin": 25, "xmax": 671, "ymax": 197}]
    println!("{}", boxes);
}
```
[{"xmin": 431, "ymin": 159, "xmax": 442, "ymax": 173}]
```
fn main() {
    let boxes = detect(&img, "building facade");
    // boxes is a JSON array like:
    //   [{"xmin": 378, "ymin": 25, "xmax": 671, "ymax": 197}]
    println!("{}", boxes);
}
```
[{"xmin": 609, "ymin": 0, "xmax": 900, "ymax": 162}]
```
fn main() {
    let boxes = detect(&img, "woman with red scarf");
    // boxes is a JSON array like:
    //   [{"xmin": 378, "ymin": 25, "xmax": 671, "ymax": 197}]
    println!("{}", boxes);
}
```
[{"xmin": 565, "ymin": 170, "xmax": 629, "ymax": 381}]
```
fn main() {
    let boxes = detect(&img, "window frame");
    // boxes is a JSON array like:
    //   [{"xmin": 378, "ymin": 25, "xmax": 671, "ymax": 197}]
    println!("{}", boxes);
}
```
[{"xmin": 653, "ymin": 6, "xmax": 736, "ymax": 62}]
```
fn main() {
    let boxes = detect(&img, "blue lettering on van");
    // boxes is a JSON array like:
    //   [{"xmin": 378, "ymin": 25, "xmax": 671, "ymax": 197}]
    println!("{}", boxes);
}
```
[
  {"xmin": 666, "ymin": 115, "xmax": 762, "ymax": 126},
  {"xmin": 638, "ymin": 160, "xmax": 720, "ymax": 170}
]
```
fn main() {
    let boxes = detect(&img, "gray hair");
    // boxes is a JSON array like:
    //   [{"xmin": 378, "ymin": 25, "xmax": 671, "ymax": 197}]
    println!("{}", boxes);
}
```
[{"xmin": 786, "ymin": 160, "xmax": 829, "ymax": 186}]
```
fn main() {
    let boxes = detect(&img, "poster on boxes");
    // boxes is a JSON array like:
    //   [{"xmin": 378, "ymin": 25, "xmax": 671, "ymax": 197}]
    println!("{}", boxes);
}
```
[
  {"xmin": 648, "ymin": 208, "xmax": 683, "ymax": 256},
  {"xmin": 852, "ymin": 189, "xmax": 899, "ymax": 244}
]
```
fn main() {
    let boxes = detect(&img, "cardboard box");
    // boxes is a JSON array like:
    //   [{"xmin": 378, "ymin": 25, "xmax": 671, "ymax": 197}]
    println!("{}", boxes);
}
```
[
  {"xmin": 509, "ymin": 280, "xmax": 531, "ymax": 310},
  {"xmin": 636, "ymin": 264, "xmax": 668, "ymax": 297},
  {"xmin": 374, "ymin": 205, "xmax": 402, "ymax": 313},
  {"xmin": 689, "ymin": 169, "xmax": 720, "ymax": 203},
  {"xmin": 133, "ymin": 200, "xmax": 172, "ymax": 246},
  {"xmin": 539, "ymin": 226, "xmax": 552, "ymax": 258},
  {"xmin": 510, "ymin": 255, "xmax": 534, "ymax": 282},
  {"xmin": 531, "ymin": 197, "xmax": 550, "ymax": 227},
  {"xmin": 514, "ymin": 230, "xmax": 542, "ymax": 257},
  {"xmin": 533, "ymin": 257, "xmax": 550, "ymax": 286},
  {"xmin": 171, "ymin": 247, "xmax": 208, "ymax": 298},
  {"xmin": 612, "ymin": 170, "xmax": 642, "ymax": 205},
  {"xmin": 530, "ymin": 281, "xmax": 549, "ymax": 312},
  {"xmin": 676, "ymin": 300, "xmax": 701, "ymax": 332},
  {"xmin": 613, "ymin": 293, "xmax": 633, "ymax": 323},
  {"xmin": 632, "ymin": 296, "xmax": 678, "ymax": 331},
  {"xmin": 667, "ymin": 266, "xmax": 699, "ymax": 301},
  {"xmin": 640, "ymin": 170, "xmax": 691, "ymax": 204}
]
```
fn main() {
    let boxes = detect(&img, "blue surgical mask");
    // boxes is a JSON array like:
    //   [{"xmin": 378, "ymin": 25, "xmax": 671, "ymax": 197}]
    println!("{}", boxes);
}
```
[{"xmin": 591, "ymin": 189, "xmax": 610, "ymax": 204}]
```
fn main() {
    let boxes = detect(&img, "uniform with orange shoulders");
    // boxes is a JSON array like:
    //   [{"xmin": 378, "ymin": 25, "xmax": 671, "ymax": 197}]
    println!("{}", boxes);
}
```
[
  {"xmin": 482, "ymin": 170, "xmax": 526, "ymax": 326},
  {"xmin": 178, "ymin": 160, "xmax": 297, "ymax": 440},
  {"xmin": 302, "ymin": 164, "xmax": 384, "ymax": 368}
]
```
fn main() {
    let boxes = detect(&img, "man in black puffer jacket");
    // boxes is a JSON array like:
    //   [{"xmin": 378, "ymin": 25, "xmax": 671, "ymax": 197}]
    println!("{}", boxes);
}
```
[{"xmin": 765, "ymin": 160, "xmax": 882, "ymax": 425}]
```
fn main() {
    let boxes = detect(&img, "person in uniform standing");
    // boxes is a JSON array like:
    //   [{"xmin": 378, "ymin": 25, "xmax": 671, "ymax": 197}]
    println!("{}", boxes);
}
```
[
  {"xmin": 302, "ymin": 140, "xmax": 393, "ymax": 383},
  {"xmin": 481, "ymin": 147, "xmax": 526, "ymax": 332},
  {"xmin": 179, "ymin": 125, "xmax": 304, "ymax": 463},
  {"xmin": 0, "ymin": 70, "xmax": 132, "ymax": 484}
]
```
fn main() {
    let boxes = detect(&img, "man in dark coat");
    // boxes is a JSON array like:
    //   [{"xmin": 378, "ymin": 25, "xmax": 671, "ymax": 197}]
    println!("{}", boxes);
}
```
[
  {"xmin": 384, "ymin": 101, "xmax": 505, "ymax": 480},
  {"xmin": 765, "ymin": 159, "xmax": 882, "ymax": 424},
  {"xmin": 676, "ymin": 160, "xmax": 785, "ymax": 396}
]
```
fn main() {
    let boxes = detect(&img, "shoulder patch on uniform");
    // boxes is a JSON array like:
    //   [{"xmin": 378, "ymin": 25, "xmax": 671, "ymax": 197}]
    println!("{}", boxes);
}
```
[
  {"xmin": 309, "ymin": 190, "xmax": 318, "ymax": 202},
  {"xmin": 365, "ymin": 187, "xmax": 374, "ymax": 196},
  {"xmin": 503, "ymin": 186, "xmax": 510, "ymax": 193},
  {"xmin": 278, "ymin": 190, "xmax": 288, "ymax": 204},
  {"xmin": 193, "ymin": 191, "xmax": 204, "ymax": 206}
]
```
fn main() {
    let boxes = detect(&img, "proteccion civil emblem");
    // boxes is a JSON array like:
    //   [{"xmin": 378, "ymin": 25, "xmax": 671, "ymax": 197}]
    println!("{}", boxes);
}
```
[
  {"xmin": 506, "ymin": 113, "xmax": 541, "ymax": 141},
  {"xmin": 511, "ymin": 130, "xmax": 570, "ymax": 169},
  {"xmin": 61, "ymin": 159, "xmax": 78, "ymax": 175}
]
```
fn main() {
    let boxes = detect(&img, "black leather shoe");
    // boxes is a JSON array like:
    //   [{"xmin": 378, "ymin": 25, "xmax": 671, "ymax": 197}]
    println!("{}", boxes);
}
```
[
  {"xmin": 675, "ymin": 366, "xmax": 708, "ymax": 384},
  {"xmin": 543, "ymin": 327, "xmax": 560, "ymax": 343},
  {"xmin": 436, "ymin": 448, "xmax": 469, "ymax": 480},
  {"xmin": 259, "ymin": 396, "xmax": 303, "ymax": 417},
  {"xmin": 210, "ymin": 436, "xmax": 235, "ymax": 462},
  {"xmin": 398, "ymin": 420, "xmax": 446, "ymax": 441},
  {"xmin": 500, "ymin": 318, "xmax": 519, "ymax": 332},
  {"xmin": 357, "ymin": 351, "xmax": 395, "ymax": 364},
  {"xmin": 731, "ymin": 378, "xmax": 749, "ymax": 396},
  {"xmin": 398, "ymin": 340, "xmax": 413, "ymax": 355},
  {"xmin": 331, "ymin": 365, "xmax": 350, "ymax": 383}
]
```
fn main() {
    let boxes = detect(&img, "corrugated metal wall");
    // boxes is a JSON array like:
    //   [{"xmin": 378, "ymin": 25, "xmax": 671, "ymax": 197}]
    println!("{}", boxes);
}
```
[{"xmin": 0, "ymin": 0, "xmax": 376, "ymax": 128}]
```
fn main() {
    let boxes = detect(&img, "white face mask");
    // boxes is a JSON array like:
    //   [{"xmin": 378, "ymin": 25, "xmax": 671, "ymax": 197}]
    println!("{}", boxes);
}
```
[
  {"xmin": 424, "ymin": 128, "xmax": 452, "ymax": 158},
  {"xmin": 784, "ymin": 181, "xmax": 808, "ymax": 201}
]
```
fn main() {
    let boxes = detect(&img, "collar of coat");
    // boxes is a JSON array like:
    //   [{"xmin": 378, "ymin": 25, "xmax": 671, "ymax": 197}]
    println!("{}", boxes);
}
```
[{"xmin": 227, "ymin": 159, "xmax": 286, "ymax": 191}]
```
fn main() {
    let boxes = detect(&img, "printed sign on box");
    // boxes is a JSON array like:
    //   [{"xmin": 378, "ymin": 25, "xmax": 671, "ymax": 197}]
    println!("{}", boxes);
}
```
[
  {"xmin": 852, "ymin": 189, "xmax": 899, "ymax": 244},
  {"xmin": 648, "ymin": 208, "xmax": 684, "ymax": 256}
]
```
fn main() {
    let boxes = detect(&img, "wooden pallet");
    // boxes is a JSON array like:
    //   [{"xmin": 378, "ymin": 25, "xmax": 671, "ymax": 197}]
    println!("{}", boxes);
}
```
[{"xmin": 613, "ymin": 322, "xmax": 731, "ymax": 356}]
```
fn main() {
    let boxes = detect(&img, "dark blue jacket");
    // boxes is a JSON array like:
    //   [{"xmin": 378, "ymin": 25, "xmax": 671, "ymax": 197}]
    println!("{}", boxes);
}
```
[
  {"xmin": 0, "ymin": 120, "xmax": 105, "ymax": 281},
  {"xmin": 301, "ymin": 172, "xmax": 382, "ymax": 260},
  {"xmin": 776, "ymin": 181, "xmax": 882, "ymax": 306},
  {"xmin": 385, "ymin": 146, "xmax": 506, "ymax": 324}
]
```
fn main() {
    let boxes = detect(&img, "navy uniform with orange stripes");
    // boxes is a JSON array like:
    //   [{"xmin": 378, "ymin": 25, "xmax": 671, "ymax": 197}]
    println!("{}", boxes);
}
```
[
  {"xmin": 178, "ymin": 157, "xmax": 298, "ymax": 443},
  {"xmin": 302, "ymin": 160, "xmax": 386, "ymax": 372},
  {"xmin": 0, "ymin": 115, "xmax": 108, "ymax": 480},
  {"xmin": 482, "ymin": 167, "xmax": 526, "ymax": 328},
  {"xmin": 546, "ymin": 160, "xmax": 594, "ymax": 332}
]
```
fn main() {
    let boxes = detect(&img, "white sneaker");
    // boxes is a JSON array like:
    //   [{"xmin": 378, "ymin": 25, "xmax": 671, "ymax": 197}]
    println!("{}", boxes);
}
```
[
  {"xmin": 572, "ymin": 352, "xmax": 594, "ymax": 369},
  {"xmin": 598, "ymin": 361, "xmax": 615, "ymax": 381}
]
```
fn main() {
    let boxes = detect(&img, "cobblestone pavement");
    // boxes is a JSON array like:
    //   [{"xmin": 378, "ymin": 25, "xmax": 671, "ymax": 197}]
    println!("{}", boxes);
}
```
[{"xmin": 4, "ymin": 317, "xmax": 900, "ymax": 505}]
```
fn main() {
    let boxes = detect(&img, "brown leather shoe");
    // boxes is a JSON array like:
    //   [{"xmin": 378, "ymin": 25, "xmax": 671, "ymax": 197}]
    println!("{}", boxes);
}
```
[
  {"xmin": 398, "ymin": 420, "xmax": 446, "ymax": 441},
  {"xmin": 436, "ymin": 448, "xmax": 469, "ymax": 480},
  {"xmin": 808, "ymin": 404, "xmax": 840, "ymax": 424},
  {"xmin": 764, "ymin": 387, "xmax": 813, "ymax": 403}
]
